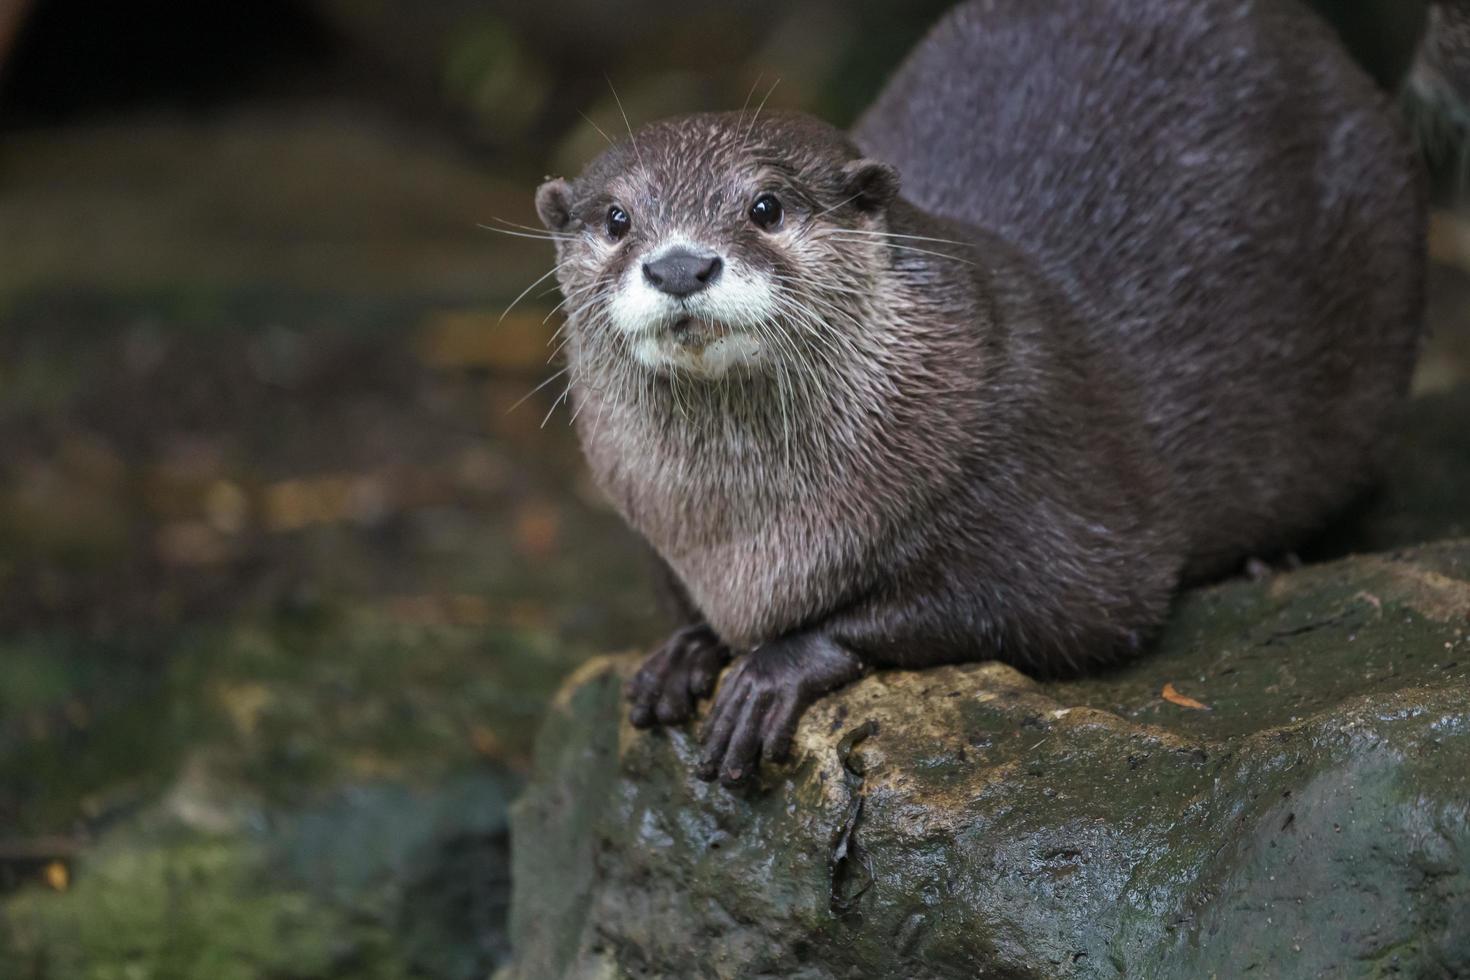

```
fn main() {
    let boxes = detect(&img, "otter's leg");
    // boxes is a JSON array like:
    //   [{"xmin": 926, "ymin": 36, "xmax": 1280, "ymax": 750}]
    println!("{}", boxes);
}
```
[
  {"xmin": 627, "ymin": 623, "xmax": 731, "ymax": 727},
  {"xmin": 697, "ymin": 632, "xmax": 864, "ymax": 786},
  {"xmin": 626, "ymin": 558, "xmax": 732, "ymax": 728}
]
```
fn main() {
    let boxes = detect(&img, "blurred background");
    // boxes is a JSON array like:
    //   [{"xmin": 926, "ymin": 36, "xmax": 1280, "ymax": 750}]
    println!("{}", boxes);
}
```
[{"xmin": 0, "ymin": 1, "xmax": 1466, "ymax": 977}]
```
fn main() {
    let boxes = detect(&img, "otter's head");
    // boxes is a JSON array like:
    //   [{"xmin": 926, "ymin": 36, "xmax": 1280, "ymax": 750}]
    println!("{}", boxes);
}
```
[{"xmin": 535, "ymin": 111, "xmax": 900, "ymax": 380}]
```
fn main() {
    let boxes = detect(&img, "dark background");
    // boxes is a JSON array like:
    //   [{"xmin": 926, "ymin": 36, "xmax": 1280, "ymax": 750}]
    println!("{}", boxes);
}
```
[{"xmin": 0, "ymin": 2, "xmax": 1466, "ymax": 977}]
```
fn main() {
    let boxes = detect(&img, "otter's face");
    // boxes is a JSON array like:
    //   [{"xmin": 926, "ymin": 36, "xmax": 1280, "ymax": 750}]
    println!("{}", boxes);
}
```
[{"xmin": 535, "ymin": 111, "xmax": 899, "ymax": 380}]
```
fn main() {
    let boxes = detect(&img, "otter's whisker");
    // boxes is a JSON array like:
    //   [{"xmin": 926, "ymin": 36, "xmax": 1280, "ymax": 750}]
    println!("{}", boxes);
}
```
[
  {"xmin": 568, "ymin": 382, "xmax": 590, "ymax": 426},
  {"xmin": 547, "ymin": 332, "xmax": 574, "ymax": 364},
  {"xmin": 578, "ymin": 110, "xmax": 616, "ymax": 147},
  {"xmin": 754, "ymin": 310, "xmax": 795, "ymax": 469},
  {"xmin": 506, "ymin": 365, "xmax": 571, "ymax": 415},
  {"xmin": 606, "ymin": 75, "xmax": 645, "ymax": 172},
  {"xmin": 488, "ymin": 215, "xmax": 569, "ymax": 236},
  {"xmin": 772, "ymin": 274, "xmax": 869, "ymax": 298},
  {"xmin": 825, "ymin": 228, "xmax": 977, "ymax": 248},
  {"xmin": 771, "ymin": 294, "xmax": 863, "ymax": 408},
  {"xmin": 807, "ymin": 193, "xmax": 862, "ymax": 220},
  {"xmin": 743, "ymin": 77, "xmax": 782, "ymax": 149},
  {"xmin": 548, "ymin": 294, "xmax": 599, "ymax": 334},
  {"xmin": 827, "ymin": 237, "xmax": 976, "ymax": 266},
  {"xmin": 541, "ymin": 383, "xmax": 573, "ymax": 428},
  {"xmin": 501, "ymin": 266, "xmax": 560, "ymax": 322},
  {"xmin": 738, "ymin": 72, "xmax": 766, "ymax": 130},
  {"xmin": 477, "ymin": 223, "xmax": 566, "ymax": 243}
]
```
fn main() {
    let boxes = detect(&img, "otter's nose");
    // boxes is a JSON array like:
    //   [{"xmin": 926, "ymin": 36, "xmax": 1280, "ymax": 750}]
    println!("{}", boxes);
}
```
[{"xmin": 643, "ymin": 248, "xmax": 722, "ymax": 298}]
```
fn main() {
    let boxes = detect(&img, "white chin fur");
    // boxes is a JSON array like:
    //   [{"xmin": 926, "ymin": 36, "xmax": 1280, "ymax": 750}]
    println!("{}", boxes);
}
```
[
  {"xmin": 633, "ymin": 332, "xmax": 767, "ymax": 377},
  {"xmin": 608, "ymin": 238, "xmax": 777, "ymax": 378}
]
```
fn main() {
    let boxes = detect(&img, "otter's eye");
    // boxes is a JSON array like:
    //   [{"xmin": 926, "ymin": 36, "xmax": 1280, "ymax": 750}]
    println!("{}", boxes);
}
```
[
  {"xmin": 606, "ymin": 205, "xmax": 631, "ymax": 241},
  {"xmin": 749, "ymin": 194, "xmax": 783, "ymax": 231}
]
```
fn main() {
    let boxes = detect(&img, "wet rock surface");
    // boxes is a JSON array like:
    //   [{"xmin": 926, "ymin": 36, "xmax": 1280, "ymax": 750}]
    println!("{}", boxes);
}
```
[{"xmin": 508, "ymin": 532, "xmax": 1470, "ymax": 978}]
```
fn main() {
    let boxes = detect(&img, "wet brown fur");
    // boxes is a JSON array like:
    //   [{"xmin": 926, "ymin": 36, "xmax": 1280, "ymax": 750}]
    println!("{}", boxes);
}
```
[{"xmin": 535, "ymin": 0, "xmax": 1426, "ymax": 785}]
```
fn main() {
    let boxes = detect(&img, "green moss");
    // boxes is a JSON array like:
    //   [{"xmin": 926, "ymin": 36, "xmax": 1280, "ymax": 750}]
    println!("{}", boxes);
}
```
[
  {"xmin": 3, "ymin": 832, "xmax": 408, "ymax": 980},
  {"xmin": 0, "ymin": 603, "xmax": 556, "ymax": 977}
]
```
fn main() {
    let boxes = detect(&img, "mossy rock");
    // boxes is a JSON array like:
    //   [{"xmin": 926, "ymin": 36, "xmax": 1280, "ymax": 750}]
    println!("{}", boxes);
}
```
[{"xmin": 506, "ymin": 537, "xmax": 1470, "ymax": 979}]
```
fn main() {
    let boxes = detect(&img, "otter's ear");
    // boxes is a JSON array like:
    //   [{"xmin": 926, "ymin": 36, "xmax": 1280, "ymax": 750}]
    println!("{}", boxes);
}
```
[
  {"xmin": 840, "ymin": 159, "xmax": 900, "ymax": 213},
  {"xmin": 535, "ymin": 177, "xmax": 575, "ymax": 232}
]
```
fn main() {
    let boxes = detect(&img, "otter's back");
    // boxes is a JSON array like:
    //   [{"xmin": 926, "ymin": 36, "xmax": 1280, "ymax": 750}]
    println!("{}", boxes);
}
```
[{"xmin": 853, "ymin": 0, "xmax": 1426, "ymax": 575}]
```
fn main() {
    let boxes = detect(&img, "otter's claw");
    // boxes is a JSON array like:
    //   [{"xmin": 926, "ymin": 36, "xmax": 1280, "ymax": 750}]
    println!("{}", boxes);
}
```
[
  {"xmin": 697, "ymin": 632, "xmax": 864, "ymax": 787},
  {"xmin": 626, "ymin": 624, "xmax": 731, "ymax": 728}
]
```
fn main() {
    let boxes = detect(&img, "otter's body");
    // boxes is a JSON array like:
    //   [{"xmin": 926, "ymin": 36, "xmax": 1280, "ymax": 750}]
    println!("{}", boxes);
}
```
[
  {"xmin": 536, "ymin": 0, "xmax": 1425, "ymax": 785},
  {"xmin": 856, "ymin": 0, "xmax": 1425, "ymax": 580}
]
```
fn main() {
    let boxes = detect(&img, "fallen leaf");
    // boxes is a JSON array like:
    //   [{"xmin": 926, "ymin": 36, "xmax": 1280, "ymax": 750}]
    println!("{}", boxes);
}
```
[
  {"xmin": 43, "ymin": 861, "xmax": 69, "ymax": 892},
  {"xmin": 1162, "ymin": 682, "xmax": 1211, "ymax": 711},
  {"xmin": 1355, "ymin": 590, "xmax": 1383, "ymax": 616}
]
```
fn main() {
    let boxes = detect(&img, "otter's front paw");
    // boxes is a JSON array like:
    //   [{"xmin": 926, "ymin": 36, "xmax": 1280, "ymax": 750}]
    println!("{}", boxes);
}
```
[
  {"xmin": 697, "ymin": 633, "xmax": 863, "ymax": 787},
  {"xmin": 626, "ymin": 624, "xmax": 731, "ymax": 728}
]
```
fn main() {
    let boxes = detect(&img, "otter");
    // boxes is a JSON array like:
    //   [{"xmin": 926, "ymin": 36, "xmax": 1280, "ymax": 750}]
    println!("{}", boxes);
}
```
[
  {"xmin": 1409, "ymin": 0, "xmax": 1470, "ymax": 195},
  {"xmin": 534, "ymin": 0, "xmax": 1426, "ymax": 786}
]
